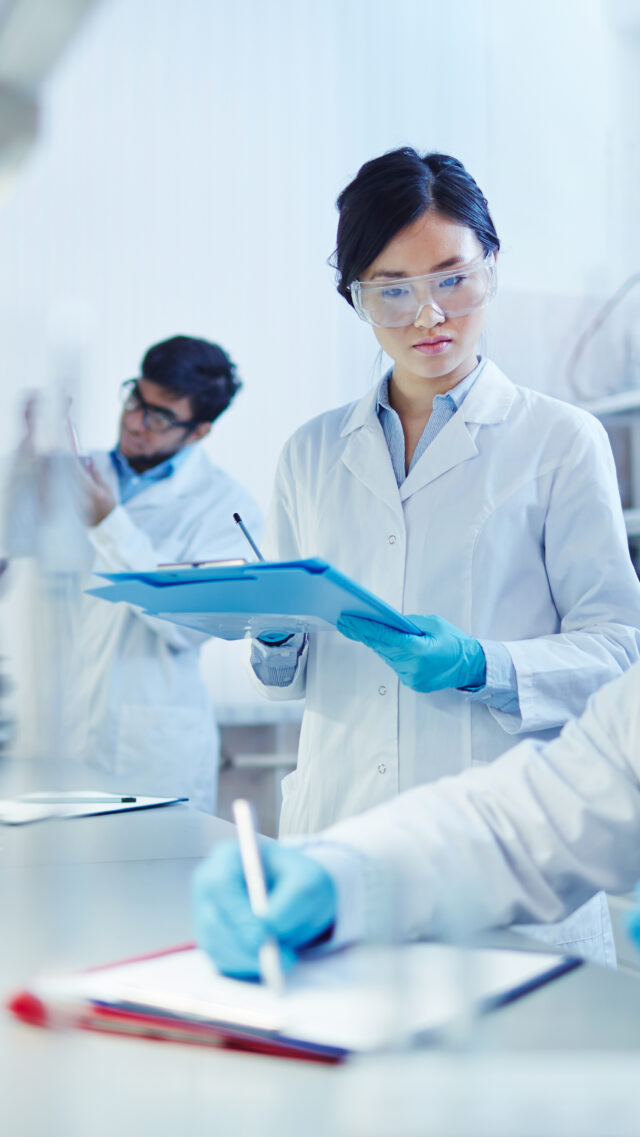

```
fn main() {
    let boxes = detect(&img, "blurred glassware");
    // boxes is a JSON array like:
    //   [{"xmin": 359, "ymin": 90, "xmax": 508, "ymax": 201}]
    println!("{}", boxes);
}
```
[{"xmin": 566, "ymin": 273, "xmax": 640, "ymax": 403}]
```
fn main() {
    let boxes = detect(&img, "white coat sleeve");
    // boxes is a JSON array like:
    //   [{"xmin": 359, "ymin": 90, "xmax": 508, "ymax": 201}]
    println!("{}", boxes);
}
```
[
  {"xmin": 88, "ymin": 493, "xmax": 263, "ymax": 652},
  {"xmin": 304, "ymin": 665, "xmax": 640, "ymax": 944},
  {"xmin": 495, "ymin": 418, "xmax": 640, "ymax": 734},
  {"xmin": 88, "ymin": 507, "xmax": 210, "ymax": 650},
  {"xmin": 248, "ymin": 442, "xmax": 309, "ymax": 700}
]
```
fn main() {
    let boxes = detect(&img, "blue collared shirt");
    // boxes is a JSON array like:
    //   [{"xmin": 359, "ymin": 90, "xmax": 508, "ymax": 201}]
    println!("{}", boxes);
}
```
[
  {"xmin": 110, "ymin": 445, "xmax": 193, "ymax": 505},
  {"xmin": 377, "ymin": 359, "xmax": 484, "ymax": 484}
]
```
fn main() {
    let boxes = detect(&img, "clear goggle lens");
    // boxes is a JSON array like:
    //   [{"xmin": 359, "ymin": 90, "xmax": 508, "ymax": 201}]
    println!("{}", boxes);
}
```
[{"xmin": 351, "ymin": 253, "xmax": 496, "ymax": 327}]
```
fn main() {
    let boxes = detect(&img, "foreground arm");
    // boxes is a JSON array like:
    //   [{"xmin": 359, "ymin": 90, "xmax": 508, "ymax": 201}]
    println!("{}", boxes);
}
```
[
  {"xmin": 194, "ymin": 665, "xmax": 640, "ymax": 975},
  {"xmin": 310, "ymin": 663, "xmax": 640, "ymax": 940}
]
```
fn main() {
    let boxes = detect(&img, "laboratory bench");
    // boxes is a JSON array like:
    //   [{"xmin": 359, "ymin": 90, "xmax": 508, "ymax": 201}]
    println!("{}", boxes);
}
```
[{"xmin": 1, "ymin": 757, "xmax": 640, "ymax": 1137}]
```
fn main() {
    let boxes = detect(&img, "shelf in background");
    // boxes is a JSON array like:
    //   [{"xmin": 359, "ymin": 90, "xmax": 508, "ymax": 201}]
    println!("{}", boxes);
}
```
[
  {"xmin": 583, "ymin": 389, "xmax": 640, "ymax": 419},
  {"xmin": 624, "ymin": 509, "xmax": 640, "ymax": 538}
]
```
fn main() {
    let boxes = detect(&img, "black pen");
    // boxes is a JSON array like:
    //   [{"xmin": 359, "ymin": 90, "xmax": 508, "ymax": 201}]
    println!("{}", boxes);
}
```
[
  {"xmin": 233, "ymin": 513, "xmax": 265, "ymax": 562},
  {"xmin": 24, "ymin": 794, "xmax": 138, "ymax": 804}
]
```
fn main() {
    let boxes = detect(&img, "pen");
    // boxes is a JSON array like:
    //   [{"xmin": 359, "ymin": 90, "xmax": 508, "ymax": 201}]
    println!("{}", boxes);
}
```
[
  {"xmin": 66, "ymin": 413, "xmax": 83, "ymax": 458},
  {"xmin": 66, "ymin": 413, "xmax": 93, "ymax": 471},
  {"xmin": 23, "ymin": 795, "xmax": 138, "ymax": 804},
  {"xmin": 233, "ymin": 513, "xmax": 265, "ymax": 563},
  {"xmin": 232, "ymin": 798, "xmax": 284, "ymax": 996}
]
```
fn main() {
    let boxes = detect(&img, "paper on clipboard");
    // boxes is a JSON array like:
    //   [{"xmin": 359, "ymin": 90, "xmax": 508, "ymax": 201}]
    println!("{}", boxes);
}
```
[
  {"xmin": 86, "ymin": 557, "xmax": 423, "ymax": 639},
  {"xmin": 9, "ymin": 942, "xmax": 580, "ymax": 1060}
]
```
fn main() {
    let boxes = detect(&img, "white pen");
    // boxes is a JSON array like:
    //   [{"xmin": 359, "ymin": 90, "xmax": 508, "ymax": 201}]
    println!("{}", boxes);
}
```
[
  {"xmin": 66, "ymin": 413, "xmax": 93, "ymax": 471},
  {"xmin": 232, "ymin": 798, "xmax": 284, "ymax": 996}
]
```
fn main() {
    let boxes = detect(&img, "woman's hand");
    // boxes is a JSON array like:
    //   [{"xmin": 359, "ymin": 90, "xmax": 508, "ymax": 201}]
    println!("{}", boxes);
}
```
[{"xmin": 337, "ymin": 612, "xmax": 486, "ymax": 692}]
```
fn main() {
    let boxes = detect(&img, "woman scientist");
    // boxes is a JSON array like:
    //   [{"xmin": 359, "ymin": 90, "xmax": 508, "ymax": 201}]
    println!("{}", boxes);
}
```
[{"xmin": 250, "ymin": 148, "xmax": 640, "ymax": 961}]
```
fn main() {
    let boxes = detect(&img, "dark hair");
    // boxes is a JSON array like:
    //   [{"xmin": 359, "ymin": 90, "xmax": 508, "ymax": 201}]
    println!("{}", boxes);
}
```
[
  {"xmin": 141, "ymin": 335, "xmax": 242, "ymax": 424},
  {"xmin": 334, "ymin": 148, "xmax": 500, "ymax": 306}
]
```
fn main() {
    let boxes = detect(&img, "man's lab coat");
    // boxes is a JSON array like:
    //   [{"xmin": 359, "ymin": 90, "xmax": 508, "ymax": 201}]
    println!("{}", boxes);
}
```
[
  {"xmin": 311, "ymin": 663, "xmax": 640, "ymax": 947},
  {"xmin": 65, "ymin": 446, "xmax": 261, "ymax": 811}
]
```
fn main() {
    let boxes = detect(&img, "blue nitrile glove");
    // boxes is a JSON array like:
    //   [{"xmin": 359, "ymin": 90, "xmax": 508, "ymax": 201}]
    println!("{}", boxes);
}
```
[
  {"xmin": 624, "ymin": 883, "xmax": 640, "ymax": 953},
  {"xmin": 337, "ymin": 612, "xmax": 486, "ymax": 693},
  {"xmin": 192, "ymin": 840, "xmax": 337, "ymax": 979}
]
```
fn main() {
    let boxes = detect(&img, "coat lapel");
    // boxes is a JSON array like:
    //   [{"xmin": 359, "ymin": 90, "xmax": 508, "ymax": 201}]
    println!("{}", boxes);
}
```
[
  {"xmin": 399, "ymin": 412, "xmax": 479, "ymax": 501},
  {"xmin": 132, "ymin": 447, "xmax": 205, "ymax": 508},
  {"xmin": 399, "ymin": 361, "xmax": 516, "ymax": 501},
  {"xmin": 97, "ymin": 446, "xmax": 208, "ymax": 510},
  {"xmin": 339, "ymin": 387, "xmax": 405, "ymax": 518}
]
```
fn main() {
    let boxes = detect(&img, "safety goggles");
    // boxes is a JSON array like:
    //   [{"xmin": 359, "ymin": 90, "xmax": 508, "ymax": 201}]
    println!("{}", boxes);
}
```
[
  {"xmin": 120, "ymin": 380, "xmax": 198, "ymax": 434},
  {"xmin": 350, "ymin": 253, "xmax": 496, "ymax": 327}
]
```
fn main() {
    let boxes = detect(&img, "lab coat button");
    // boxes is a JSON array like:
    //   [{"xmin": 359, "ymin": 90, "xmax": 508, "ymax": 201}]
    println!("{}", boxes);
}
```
[
  {"xmin": 388, "ymin": 534, "xmax": 397, "ymax": 545},
  {"xmin": 377, "ymin": 762, "xmax": 386, "ymax": 774},
  {"xmin": 378, "ymin": 685, "xmax": 387, "ymax": 696}
]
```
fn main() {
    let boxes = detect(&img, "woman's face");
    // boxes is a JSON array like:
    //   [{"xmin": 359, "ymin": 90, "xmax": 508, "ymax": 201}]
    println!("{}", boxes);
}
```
[{"xmin": 359, "ymin": 210, "xmax": 488, "ymax": 392}]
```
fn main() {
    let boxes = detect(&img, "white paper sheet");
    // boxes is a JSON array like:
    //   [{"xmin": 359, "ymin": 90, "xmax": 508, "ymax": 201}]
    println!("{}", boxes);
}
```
[{"xmin": 33, "ymin": 942, "xmax": 573, "ymax": 1053}]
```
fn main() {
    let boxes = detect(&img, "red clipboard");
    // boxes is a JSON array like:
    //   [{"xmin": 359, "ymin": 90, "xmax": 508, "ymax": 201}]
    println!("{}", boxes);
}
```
[{"xmin": 7, "ymin": 943, "xmax": 344, "ymax": 1064}]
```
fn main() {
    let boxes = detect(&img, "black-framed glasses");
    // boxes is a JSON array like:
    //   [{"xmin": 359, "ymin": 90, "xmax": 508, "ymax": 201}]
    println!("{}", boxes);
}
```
[{"xmin": 120, "ymin": 379, "xmax": 199, "ymax": 434}]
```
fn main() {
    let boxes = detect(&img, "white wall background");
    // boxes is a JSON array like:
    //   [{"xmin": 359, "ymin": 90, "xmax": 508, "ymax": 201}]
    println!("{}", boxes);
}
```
[
  {"xmin": 1, "ymin": 0, "xmax": 639, "ymax": 465},
  {"xmin": 1, "ymin": 0, "xmax": 639, "ymax": 715}
]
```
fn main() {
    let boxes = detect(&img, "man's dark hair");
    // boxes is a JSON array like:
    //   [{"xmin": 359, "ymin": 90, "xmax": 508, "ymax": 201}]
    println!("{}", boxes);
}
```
[{"xmin": 141, "ymin": 335, "xmax": 242, "ymax": 424}]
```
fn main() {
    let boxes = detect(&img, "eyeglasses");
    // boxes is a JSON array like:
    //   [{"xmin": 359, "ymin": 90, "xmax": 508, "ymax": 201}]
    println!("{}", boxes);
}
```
[
  {"xmin": 350, "ymin": 253, "xmax": 497, "ymax": 328},
  {"xmin": 120, "ymin": 380, "xmax": 198, "ymax": 434}
]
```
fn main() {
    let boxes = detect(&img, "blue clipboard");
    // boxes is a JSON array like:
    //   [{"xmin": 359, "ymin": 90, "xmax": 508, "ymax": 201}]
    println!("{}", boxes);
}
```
[{"xmin": 87, "ymin": 557, "xmax": 423, "ymax": 638}]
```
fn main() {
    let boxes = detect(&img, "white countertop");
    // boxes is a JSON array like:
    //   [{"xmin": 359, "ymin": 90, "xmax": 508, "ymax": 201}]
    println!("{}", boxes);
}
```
[{"xmin": 2, "ymin": 759, "xmax": 640, "ymax": 1136}]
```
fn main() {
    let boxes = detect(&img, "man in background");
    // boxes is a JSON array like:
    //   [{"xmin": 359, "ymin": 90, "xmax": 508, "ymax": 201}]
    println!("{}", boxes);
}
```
[{"xmin": 8, "ymin": 334, "xmax": 262, "ymax": 811}]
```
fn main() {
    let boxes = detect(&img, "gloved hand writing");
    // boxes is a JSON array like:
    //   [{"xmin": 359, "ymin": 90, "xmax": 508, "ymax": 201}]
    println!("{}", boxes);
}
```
[
  {"xmin": 337, "ymin": 613, "xmax": 486, "ymax": 693},
  {"xmin": 192, "ymin": 840, "xmax": 337, "ymax": 979}
]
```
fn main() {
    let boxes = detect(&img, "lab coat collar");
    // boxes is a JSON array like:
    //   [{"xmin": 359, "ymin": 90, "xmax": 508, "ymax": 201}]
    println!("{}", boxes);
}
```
[
  {"xmin": 338, "ymin": 388, "xmax": 404, "ymax": 517},
  {"xmin": 338, "ymin": 359, "xmax": 516, "ymax": 504},
  {"xmin": 340, "ymin": 359, "xmax": 514, "ymax": 438},
  {"xmin": 93, "ymin": 443, "xmax": 209, "ymax": 508},
  {"xmin": 340, "ymin": 385, "xmax": 380, "ymax": 437},
  {"xmin": 457, "ymin": 359, "xmax": 516, "ymax": 426},
  {"xmin": 400, "ymin": 361, "xmax": 516, "ymax": 500}
]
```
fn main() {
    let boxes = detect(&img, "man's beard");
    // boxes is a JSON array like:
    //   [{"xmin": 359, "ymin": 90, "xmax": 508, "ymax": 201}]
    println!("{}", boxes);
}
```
[{"xmin": 125, "ymin": 448, "xmax": 180, "ymax": 473}]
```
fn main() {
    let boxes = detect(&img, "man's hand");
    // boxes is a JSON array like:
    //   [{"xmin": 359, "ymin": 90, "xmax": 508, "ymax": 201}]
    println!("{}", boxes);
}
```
[
  {"xmin": 77, "ymin": 459, "xmax": 116, "ymax": 528},
  {"xmin": 192, "ymin": 841, "xmax": 337, "ymax": 979}
]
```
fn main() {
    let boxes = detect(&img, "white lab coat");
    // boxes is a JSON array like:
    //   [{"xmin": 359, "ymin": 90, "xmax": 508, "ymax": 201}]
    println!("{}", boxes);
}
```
[
  {"xmin": 312, "ymin": 662, "xmax": 640, "ymax": 951},
  {"xmin": 258, "ymin": 360, "xmax": 640, "ymax": 834},
  {"xmin": 254, "ymin": 360, "xmax": 640, "ymax": 962},
  {"xmin": 64, "ymin": 445, "xmax": 262, "ymax": 811}
]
